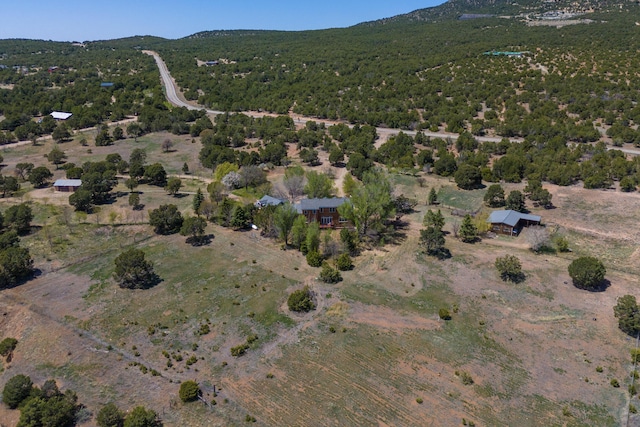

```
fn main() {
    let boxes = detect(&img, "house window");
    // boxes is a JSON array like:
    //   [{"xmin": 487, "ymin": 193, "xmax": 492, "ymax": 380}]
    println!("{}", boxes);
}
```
[
  {"xmin": 329, "ymin": 207, "xmax": 336, "ymax": 212},
  {"xmin": 339, "ymin": 217, "xmax": 347, "ymax": 223},
  {"xmin": 321, "ymin": 217, "xmax": 332, "ymax": 225}
]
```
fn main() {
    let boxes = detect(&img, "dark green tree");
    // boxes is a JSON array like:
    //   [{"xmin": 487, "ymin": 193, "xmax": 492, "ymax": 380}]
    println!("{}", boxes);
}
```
[
  {"xmin": 423, "ymin": 209, "xmax": 445, "ymax": 230},
  {"xmin": 458, "ymin": 214, "xmax": 478, "ymax": 243},
  {"xmin": 419, "ymin": 226, "xmax": 447, "ymax": 258},
  {"xmin": 505, "ymin": 190, "xmax": 526, "ymax": 212},
  {"xmin": 454, "ymin": 164, "xmax": 482, "ymax": 190},
  {"xmin": 192, "ymin": 188, "xmax": 204, "ymax": 213},
  {"xmin": 484, "ymin": 184, "xmax": 505, "ymax": 207},
  {"xmin": 112, "ymin": 126, "xmax": 124, "ymax": 141},
  {"xmin": 46, "ymin": 146, "xmax": 67, "ymax": 169},
  {"xmin": 427, "ymin": 187, "xmax": 438, "ymax": 205},
  {"xmin": 4, "ymin": 203, "xmax": 33, "ymax": 234},
  {"xmin": 69, "ymin": 189, "xmax": 93, "ymax": 212},
  {"xmin": 128, "ymin": 193, "xmax": 141, "ymax": 210},
  {"xmin": 231, "ymin": 206, "xmax": 250, "ymax": 230},
  {"xmin": 568, "ymin": 257, "xmax": 606, "ymax": 291},
  {"xmin": 97, "ymin": 403, "xmax": 125, "ymax": 427},
  {"xmin": 144, "ymin": 163, "xmax": 167, "ymax": 186},
  {"xmin": 123, "ymin": 406, "xmax": 161, "ymax": 427},
  {"xmin": 2, "ymin": 374, "xmax": 33, "ymax": 409},
  {"xmin": 287, "ymin": 286, "xmax": 315, "ymax": 312},
  {"xmin": 319, "ymin": 263, "xmax": 342, "ymax": 283},
  {"xmin": 180, "ymin": 216, "xmax": 208, "ymax": 245},
  {"xmin": 0, "ymin": 337, "xmax": 18, "ymax": 357},
  {"xmin": 0, "ymin": 176, "xmax": 20, "ymax": 198},
  {"xmin": 113, "ymin": 249, "xmax": 158, "ymax": 289},
  {"xmin": 179, "ymin": 381, "xmax": 201, "ymax": 403},
  {"xmin": 274, "ymin": 204, "xmax": 299, "ymax": 247},
  {"xmin": 28, "ymin": 166, "xmax": 53, "ymax": 188},
  {"xmin": 52, "ymin": 124, "xmax": 71, "ymax": 143},
  {"xmin": 165, "ymin": 177, "xmax": 182, "ymax": 196},
  {"xmin": 126, "ymin": 123, "xmax": 143, "ymax": 142},
  {"xmin": 495, "ymin": 254, "xmax": 524, "ymax": 283},
  {"xmin": 0, "ymin": 246, "xmax": 34, "ymax": 288},
  {"xmin": 614, "ymin": 295, "xmax": 640, "ymax": 337},
  {"xmin": 149, "ymin": 204, "xmax": 183, "ymax": 235}
]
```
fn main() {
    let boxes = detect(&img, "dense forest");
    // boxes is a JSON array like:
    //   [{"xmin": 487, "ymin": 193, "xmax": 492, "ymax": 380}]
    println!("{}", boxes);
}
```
[{"xmin": 2, "ymin": 1, "xmax": 640, "ymax": 190}]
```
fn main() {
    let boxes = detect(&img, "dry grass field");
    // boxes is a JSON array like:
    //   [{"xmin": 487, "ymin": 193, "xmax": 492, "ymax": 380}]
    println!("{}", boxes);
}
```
[{"xmin": 0, "ymin": 131, "xmax": 637, "ymax": 426}]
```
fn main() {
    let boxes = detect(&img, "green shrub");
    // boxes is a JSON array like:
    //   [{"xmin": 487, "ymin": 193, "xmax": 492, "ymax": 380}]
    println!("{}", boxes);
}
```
[
  {"xmin": 306, "ymin": 250, "xmax": 323, "ymax": 267},
  {"xmin": 416, "ymin": 397, "xmax": 423, "ymax": 404},
  {"xmin": 319, "ymin": 263, "xmax": 342, "ymax": 283},
  {"xmin": 0, "ymin": 337, "xmax": 18, "ymax": 356},
  {"xmin": 231, "ymin": 343, "xmax": 250, "ymax": 357},
  {"xmin": 2, "ymin": 374, "xmax": 33, "ymax": 409},
  {"xmin": 97, "ymin": 402, "xmax": 125, "ymax": 427},
  {"xmin": 610, "ymin": 378, "xmax": 620, "ymax": 388},
  {"xmin": 630, "ymin": 404, "xmax": 638, "ymax": 414},
  {"xmin": 494, "ymin": 255, "xmax": 524, "ymax": 283},
  {"xmin": 439, "ymin": 308, "xmax": 452, "ymax": 320},
  {"xmin": 179, "ymin": 380, "xmax": 201, "ymax": 402},
  {"xmin": 568, "ymin": 256, "xmax": 606, "ymax": 290},
  {"xmin": 335, "ymin": 253, "xmax": 353, "ymax": 271},
  {"xmin": 287, "ymin": 286, "xmax": 315, "ymax": 312},
  {"xmin": 458, "ymin": 371, "xmax": 474, "ymax": 385}
]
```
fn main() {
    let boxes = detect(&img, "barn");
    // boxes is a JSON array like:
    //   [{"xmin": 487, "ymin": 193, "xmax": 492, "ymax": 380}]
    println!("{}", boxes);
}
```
[
  {"xmin": 488, "ymin": 210, "xmax": 541, "ymax": 236},
  {"xmin": 53, "ymin": 179, "xmax": 82, "ymax": 192}
]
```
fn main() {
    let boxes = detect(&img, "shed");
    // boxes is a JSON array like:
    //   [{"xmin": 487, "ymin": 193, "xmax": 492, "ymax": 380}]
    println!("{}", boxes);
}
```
[
  {"xmin": 51, "ymin": 111, "xmax": 72, "ymax": 120},
  {"xmin": 255, "ymin": 195, "xmax": 285, "ymax": 207},
  {"xmin": 488, "ymin": 210, "xmax": 541, "ymax": 236},
  {"xmin": 53, "ymin": 179, "xmax": 82, "ymax": 192},
  {"xmin": 100, "ymin": 82, "xmax": 114, "ymax": 88}
]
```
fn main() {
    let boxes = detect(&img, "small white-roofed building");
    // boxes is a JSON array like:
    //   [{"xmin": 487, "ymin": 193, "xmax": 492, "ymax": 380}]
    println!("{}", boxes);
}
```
[{"xmin": 50, "ymin": 111, "xmax": 72, "ymax": 120}]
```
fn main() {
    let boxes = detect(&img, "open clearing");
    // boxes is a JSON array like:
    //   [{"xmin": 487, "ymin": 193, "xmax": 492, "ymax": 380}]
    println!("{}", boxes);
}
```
[{"xmin": 0, "ymin": 131, "xmax": 637, "ymax": 426}]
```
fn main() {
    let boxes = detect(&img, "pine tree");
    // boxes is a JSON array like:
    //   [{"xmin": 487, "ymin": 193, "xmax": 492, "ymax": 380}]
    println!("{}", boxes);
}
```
[
  {"xmin": 458, "ymin": 214, "xmax": 478, "ymax": 243},
  {"xmin": 427, "ymin": 187, "xmax": 438, "ymax": 205},
  {"xmin": 193, "ymin": 188, "xmax": 204, "ymax": 214}
]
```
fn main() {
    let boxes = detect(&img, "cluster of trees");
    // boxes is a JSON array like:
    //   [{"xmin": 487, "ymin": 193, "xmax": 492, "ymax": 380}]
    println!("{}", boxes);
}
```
[
  {"xmin": 97, "ymin": 403, "xmax": 162, "ymax": 427},
  {"xmin": 2, "ymin": 375, "xmax": 83, "ymax": 426},
  {"xmin": 199, "ymin": 113, "xmax": 294, "ymax": 169},
  {"xmin": 154, "ymin": 8, "xmax": 640, "ymax": 144},
  {"xmin": 419, "ymin": 208, "xmax": 479, "ymax": 258},
  {"xmin": 0, "ymin": 41, "xmax": 163, "ymax": 137},
  {"xmin": 0, "ymin": 203, "xmax": 34, "ymax": 288}
]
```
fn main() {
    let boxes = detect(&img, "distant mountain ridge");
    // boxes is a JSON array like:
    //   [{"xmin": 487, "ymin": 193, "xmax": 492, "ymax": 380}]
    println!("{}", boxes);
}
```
[{"xmin": 362, "ymin": 0, "xmax": 638, "ymax": 25}]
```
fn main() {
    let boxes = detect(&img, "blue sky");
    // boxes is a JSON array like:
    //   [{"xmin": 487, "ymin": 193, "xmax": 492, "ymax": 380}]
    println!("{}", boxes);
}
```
[{"xmin": 1, "ymin": 1, "xmax": 446, "ymax": 42}]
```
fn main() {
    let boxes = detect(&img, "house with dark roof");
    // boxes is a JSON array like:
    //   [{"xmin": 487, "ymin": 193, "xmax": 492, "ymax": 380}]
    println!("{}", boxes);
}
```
[
  {"xmin": 255, "ymin": 195, "xmax": 285, "ymax": 208},
  {"xmin": 488, "ymin": 210, "xmax": 541, "ymax": 236},
  {"xmin": 295, "ymin": 197, "xmax": 350, "ymax": 229},
  {"xmin": 53, "ymin": 179, "xmax": 82, "ymax": 192}
]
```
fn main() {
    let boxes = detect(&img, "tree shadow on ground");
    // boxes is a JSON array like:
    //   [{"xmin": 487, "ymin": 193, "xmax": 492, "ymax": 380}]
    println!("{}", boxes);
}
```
[{"xmin": 185, "ymin": 234, "xmax": 214, "ymax": 247}]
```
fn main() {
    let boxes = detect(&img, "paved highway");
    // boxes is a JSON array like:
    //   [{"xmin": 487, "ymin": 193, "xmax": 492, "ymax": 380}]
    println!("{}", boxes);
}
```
[{"xmin": 144, "ymin": 51, "xmax": 640, "ymax": 156}]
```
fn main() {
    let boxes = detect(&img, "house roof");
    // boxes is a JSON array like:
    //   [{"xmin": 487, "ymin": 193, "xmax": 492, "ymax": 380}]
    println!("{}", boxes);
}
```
[
  {"xmin": 295, "ymin": 197, "xmax": 349, "ymax": 213},
  {"xmin": 256, "ymin": 195, "xmax": 285, "ymax": 206},
  {"xmin": 53, "ymin": 179, "xmax": 82, "ymax": 187},
  {"xmin": 51, "ymin": 111, "xmax": 72, "ymax": 120},
  {"xmin": 488, "ymin": 210, "xmax": 541, "ymax": 227}
]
